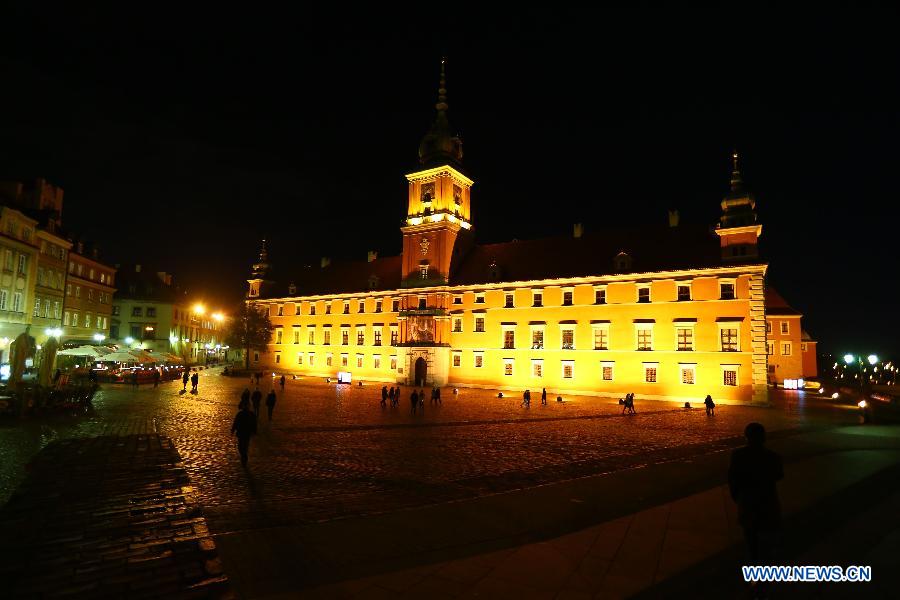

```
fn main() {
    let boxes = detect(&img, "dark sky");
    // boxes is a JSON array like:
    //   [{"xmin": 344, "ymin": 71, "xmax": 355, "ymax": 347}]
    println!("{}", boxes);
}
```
[{"xmin": 1, "ymin": 4, "xmax": 898, "ymax": 358}]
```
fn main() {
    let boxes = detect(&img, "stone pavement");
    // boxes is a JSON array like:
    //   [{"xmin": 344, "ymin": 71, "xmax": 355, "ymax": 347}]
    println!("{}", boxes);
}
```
[
  {"xmin": 0, "ymin": 434, "xmax": 232, "ymax": 599},
  {"xmin": 213, "ymin": 425, "xmax": 900, "ymax": 599}
]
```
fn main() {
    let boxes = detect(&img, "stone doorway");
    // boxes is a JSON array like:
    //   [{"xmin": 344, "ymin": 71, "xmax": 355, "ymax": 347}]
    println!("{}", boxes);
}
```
[{"xmin": 414, "ymin": 356, "xmax": 427, "ymax": 387}]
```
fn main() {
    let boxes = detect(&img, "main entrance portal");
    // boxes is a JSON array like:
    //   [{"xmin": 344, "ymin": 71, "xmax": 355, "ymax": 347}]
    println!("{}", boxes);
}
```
[{"xmin": 414, "ymin": 357, "xmax": 427, "ymax": 387}]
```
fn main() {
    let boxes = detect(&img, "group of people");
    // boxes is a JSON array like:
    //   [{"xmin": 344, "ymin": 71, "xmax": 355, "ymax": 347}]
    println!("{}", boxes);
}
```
[
  {"xmin": 520, "ymin": 388, "xmax": 550, "ymax": 407},
  {"xmin": 232, "ymin": 386, "xmax": 279, "ymax": 466},
  {"xmin": 620, "ymin": 393, "xmax": 637, "ymax": 414},
  {"xmin": 180, "ymin": 370, "xmax": 200, "ymax": 393}
]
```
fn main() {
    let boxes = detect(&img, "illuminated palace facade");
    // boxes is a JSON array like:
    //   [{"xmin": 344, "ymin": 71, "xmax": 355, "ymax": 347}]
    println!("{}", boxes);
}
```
[{"xmin": 246, "ymin": 66, "xmax": 806, "ymax": 405}]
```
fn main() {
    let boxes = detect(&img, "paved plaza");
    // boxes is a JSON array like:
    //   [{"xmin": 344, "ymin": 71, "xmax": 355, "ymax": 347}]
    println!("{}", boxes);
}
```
[{"xmin": 2, "ymin": 368, "xmax": 878, "ymax": 598}]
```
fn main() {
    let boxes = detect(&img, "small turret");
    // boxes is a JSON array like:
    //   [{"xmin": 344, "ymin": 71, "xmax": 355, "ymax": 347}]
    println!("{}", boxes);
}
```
[{"xmin": 715, "ymin": 152, "xmax": 762, "ymax": 261}]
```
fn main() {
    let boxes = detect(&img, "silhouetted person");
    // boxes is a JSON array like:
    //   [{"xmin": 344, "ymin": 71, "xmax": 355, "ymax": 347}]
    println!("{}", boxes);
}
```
[
  {"xmin": 240, "ymin": 388, "xmax": 251, "ymax": 410},
  {"xmin": 132, "ymin": 370, "xmax": 139, "ymax": 389},
  {"xmin": 411, "ymin": 389, "xmax": 418, "ymax": 414},
  {"xmin": 190, "ymin": 372, "xmax": 199, "ymax": 392},
  {"xmin": 231, "ymin": 404, "xmax": 257, "ymax": 466},
  {"xmin": 254, "ymin": 372, "xmax": 261, "ymax": 385},
  {"xmin": 279, "ymin": 375, "xmax": 286, "ymax": 389},
  {"xmin": 704, "ymin": 394, "xmax": 716, "ymax": 416},
  {"xmin": 265, "ymin": 389, "xmax": 277, "ymax": 420},
  {"xmin": 381, "ymin": 385, "xmax": 388, "ymax": 406},
  {"xmin": 541, "ymin": 388, "xmax": 547, "ymax": 405},
  {"xmin": 182, "ymin": 370, "xmax": 189, "ymax": 391},
  {"xmin": 153, "ymin": 370, "xmax": 160, "ymax": 388},
  {"xmin": 728, "ymin": 423, "xmax": 783, "ymax": 567},
  {"xmin": 435, "ymin": 386, "xmax": 441, "ymax": 404},
  {"xmin": 251, "ymin": 387, "xmax": 262, "ymax": 417}
]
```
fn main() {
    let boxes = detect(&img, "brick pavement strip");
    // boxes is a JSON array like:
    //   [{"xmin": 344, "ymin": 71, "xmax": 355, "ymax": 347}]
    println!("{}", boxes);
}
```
[{"xmin": 0, "ymin": 434, "xmax": 232, "ymax": 599}]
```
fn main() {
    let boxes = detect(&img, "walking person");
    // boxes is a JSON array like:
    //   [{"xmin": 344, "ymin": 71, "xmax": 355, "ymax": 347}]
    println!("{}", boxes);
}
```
[
  {"xmin": 411, "ymin": 389, "xmax": 419, "ymax": 414},
  {"xmin": 728, "ymin": 423, "xmax": 784, "ymax": 575},
  {"xmin": 522, "ymin": 389, "xmax": 531, "ymax": 408},
  {"xmin": 704, "ymin": 394, "xmax": 716, "ymax": 416},
  {"xmin": 541, "ymin": 387, "xmax": 547, "ymax": 405},
  {"xmin": 132, "ymin": 370, "xmax": 139, "ymax": 389},
  {"xmin": 251, "ymin": 387, "xmax": 262, "ymax": 417},
  {"xmin": 381, "ymin": 385, "xmax": 388, "ymax": 406},
  {"xmin": 279, "ymin": 374, "xmax": 286, "ymax": 390},
  {"xmin": 191, "ymin": 371, "xmax": 199, "ymax": 393},
  {"xmin": 182, "ymin": 370, "xmax": 190, "ymax": 391},
  {"xmin": 435, "ymin": 386, "xmax": 441, "ymax": 405},
  {"xmin": 265, "ymin": 388, "xmax": 277, "ymax": 421},
  {"xmin": 239, "ymin": 388, "xmax": 251, "ymax": 410},
  {"xmin": 231, "ymin": 403, "xmax": 257, "ymax": 467},
  {"xmin": 153, "ymin": 369, "xmax": 160, "ymax": 388}
]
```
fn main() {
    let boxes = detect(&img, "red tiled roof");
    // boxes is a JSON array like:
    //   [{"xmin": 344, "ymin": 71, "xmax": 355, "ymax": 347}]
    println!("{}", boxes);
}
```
[
  {"xmin": 765, "ymin": 287, "xmax": 802, "ymax": 315},
  {"xmin": 270, "ymin": 255, "xmax": 402, "ymax": 297}
]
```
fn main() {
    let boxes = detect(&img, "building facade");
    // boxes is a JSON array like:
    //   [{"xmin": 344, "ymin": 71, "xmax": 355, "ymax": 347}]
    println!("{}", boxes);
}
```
[
  {"xmin": 110, "ymin": 265, "xmax": 224, "ymax": 364},
  {"xmin": 244, "ymin": 66, "xmax": 818, "ymax": 405},
  {"xmin": 0, "ymin": 207, "xmax": 41, "ymax": 361},
  {"xmin": 33, "ymin": 225, "xmax": 71, "ymax": 336},
  {"xmin": 62, "ymin": 244, "xmax": 117, "ymax": 344}
]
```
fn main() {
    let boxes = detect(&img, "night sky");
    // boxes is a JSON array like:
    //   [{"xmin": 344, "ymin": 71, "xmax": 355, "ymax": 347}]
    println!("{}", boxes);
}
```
[{"xmin": 1, "ymin": 5, "xmax": 898, "ymax": 358}]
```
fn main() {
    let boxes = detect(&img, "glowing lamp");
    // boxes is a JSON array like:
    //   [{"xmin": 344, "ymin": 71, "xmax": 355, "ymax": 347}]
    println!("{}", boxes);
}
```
[
  {"xmin": 193, "ymin": 303, "xmax": 206, "ymax": 315},
  {"xmin": 169, "ymin": 335, "xmax": 178, "ymax": 344},
  {"xmin": 212, "ymin": 312, "xmax": 224, "ymax": 322},
  {"xmin": 93, "ymin": 333, "xmax": 105, "ymax": 342},
  {"xmin": 831, "ymin": 392, "xmax": 839, "ymax": 399},
  {"xmin": 843, "ymin": 354, "xmax": 855, "ymax": 365},
  {"xmin": 858, "ymin": 400, "xmax": 867, "ymax": 409},
  {"xmin": 124, "ymin": 337, "xmax": 134, "ymax": 344},
  {"xmin": 867, "ymin": 354, "xmax": 878, "ymax": 365}
]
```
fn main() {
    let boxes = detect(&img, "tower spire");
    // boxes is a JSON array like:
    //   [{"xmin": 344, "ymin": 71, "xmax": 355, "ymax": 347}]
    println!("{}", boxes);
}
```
[
  {"xmin": 418, "ymin": 58, "xmax": 463, "ymax": 167},
  {"xmin": 730, "ymin": 150, "xmax": 744, "ymax": 193},
  {"xmin": 436, "ymin": 57, "xmax": 448, "ymax": 112}
]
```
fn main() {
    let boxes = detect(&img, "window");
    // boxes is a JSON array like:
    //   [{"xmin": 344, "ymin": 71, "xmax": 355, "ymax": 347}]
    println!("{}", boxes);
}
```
[
  {"xmin": 781, "ymin": 342, "xmax": 792, "ymax": 356},
  {"xmin": 676, "ymin": 327, "xmax": 694, "ymax": 351},
  {"xmin": 418, "ymin": 297, "xmax": 426, "ymax": 310},
  {"xmin": 275, "ymin": 353, "xmax": 281, "ymax": 364},
  {"xmin": 601, "ymin": 362, "xmax": 614, "ymax": 381},
  {"xmin": 644, "ymin": 364, "xmax": 658, "ymax": 383},
  {"xmin": 12, "ymin": 292, "xmax": 22, "ymax": 312},
  {"xmin": 374, "ymin": 355, "xmax": 381, "ymax": 369},
  {"xmin": 323, "ymin": 330, "xmax": 331, "ymax": 345},
  {"xmin": 452, "ymin": 295, "xmax": 462, "ymax": 305},
  {"xmin": 132, "ymin": 307, "xmax": 142, "ymax": 317},
  {"xmin": 419, "ymin": 264, "xmax": 429, "ymax": 279},
  {"xmin": 356, "ymin": 355, "xmax": 363, "ymax": 368},
  {"xmin": 53, "ymin": 301, "xmax": 60, "ymax": 319},
  {"xmin": 277, "ymin": 305, "xmax": 284, "ymax": 316},
  {"xmin": 63, "ymin": 310, "xmax": 69, "ymax": 325},
  {"xmin": 357, "ymin": 329, "xmax": 365, "ymax": 345},
  {"xmin": 532, "ymin": 291, "xmax": 543, "ymax": 307},
  {"xmin": 595, "ymin": 288, "xmax": 606, "ymax": 304},
  {"xmin": 720, "ymin": 282, "xmax": 736, "ymax": 300},
  {"xmin": 503, "ymin": 329, "xmax": 515, "ymax": 349},
  {"xmin": 77, "ymin": 264, "xmax": 82, "ymax": 276},
  {"xmin": 293, "ymin": 329, "xmax": 300, "ymax": 344},
  {"xmin": 146, "ymin": 307, "xmax": 156, "ymax": 317},
  {"xmin": 390, "ymin": 356, "xmax": 397, "ymax": 370},
  {"xmin": 110, "ymin": 325, "xmax": 119, "ymax": 338},
  {"xmin": 452, "ymin": 317, "xmax": 462, "ymax": 332},
  {"xmin": 475, "ymin": 293, "xmax": 485, "ymax": 304},
  {"xmin": 310, "ymin": 305, "xmax": 316, "ymax": 315},
  {"xmin": 562, "ymin": 360, "xmax": 574, "ymax": 379},
  {"xmin": 343, "ymin": 302, "xmax": 349, "ymax": 314},
  {"xmin": 766, "ymin": 321, "xmax": 772, "ymax": 334},
  {"xmin": 308, "ymin": 353, "xmax": 315, "ymax": 367},
  {"xmin": 505, "ymin": 293, "xmax": 514, "ymax": 308},
  {"xmin": 677, "ymin": 284, "xmax": 691, "ymax": 301},
  {"xmin": 474, "ymin": 353, "xmax": 484, "ymax": 368},
  {"xmin": 531, "ymin": 328, "xmax": 544, "ymax": 350},
  {"xmin": 392, "ymin": 300, "xmax": 400, "ymax": 312},
  {"xmin": 723, "ymin": 368, "xmax": 738, "ymax": 386},
  {"xmin": 637, "ymin": 286, "xmax": 650, "ymax": 303},
  {"xmin": 636, "ymin": 325, "xmax": 653, "ymax": 350},
  {"xmin": 766, "ymin": 341, "xmax": 773, "ymax": 355},
  {"xmin": 390, "ymin": 327, "xmax": 398, "ymax": 345},
  {"xmin": 325, "ymin": 303, "xmax": 332, "ymax": 314},
  {"xmin": 358, "ymin": 300, "xmax": 365, "ymax": 313},
  {"xmin": 275, "ymin": 329, "xmax": 283, "ymax": 344},
  {"xmin": 375, "ymin": 300, "xmax": 382, "ymax": 313},
  {"xmin": 453, "ymin": 184, "xmax": 462, "ymax": 205},
  {"xmin": 452, "ymin": 352, "xmax": 461, "ymax": 367},
  {"xmin": 87, "ymin": 289, "xmax": 94, "ymax": 302},
  {"xmin": 341, "ymin": 329, "xmax": 349, "ymax": 345},
  {"xmin": 503, "ymin": 359, "xmax": 514, "ymax": 376},
  {"xmin": 561, "ymin": 328, "xmax": 574, "ymax": 350},
  {"xmin": 681, "ymin": 364, "xmax": 696, "ymax": 385},
  {"xmin": 721, "ymin": 328, "xmax": 739, "ymax": 352},
  {"xmin": 780, "ymin": 321, "xmax": 789, "ymax": 335},
  {"xmin": 592, "ymin": 326, "xmax": 608, "ymax": 350},
  {"xmin": 17, "ymin": 255, "xmax": 26, "ymax": 274},
  {"xmin": 326, "ymin": 354, "xmax": 333, "ymax": 366},
  {"xmin": 0, "ymin": 289, "xmax": 8, "ymax": 310},
  {"xmin": 374, "ymin": 331, "xmax": 382, "ymax": 346},
  {"xmin": 474, "ymin": 317, "xmax": 485, "ymax": 332},
  {"xmin": 88, "ymin": 268, "xmax": 94, "ymax": 280},
  {"xmin": 308, "ymin": 329, "xmax": 315, "ymax": 344},
  {"xmin": 341, "ymin": 354, "xmax": 349, "ymax": 367},
  {"xmin": 33, "ymin": 298, "xmax": 41, "ymax": 317},
  {"xmin": 532, "ymin": 360, "xmax": 543, "ymax": 378},
  {"xmin": 562, "ymin": 290, "xmax": 573, "ymax": 306}
]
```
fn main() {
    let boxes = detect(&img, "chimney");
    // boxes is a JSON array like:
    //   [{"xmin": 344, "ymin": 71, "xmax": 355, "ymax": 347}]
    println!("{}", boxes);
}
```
[
  {"xmin": 320, "ymin": 257, "xmax": 331, "ymax": 269},
  {"xmin": 135, "ymin": 264, "xmax": 142, "ymax": 273},
  {"xmin": 367, "ymin": 250, "xmax": 378, "ymax": 263},
  {"xmin": 668, "ymin": 210, "xmax": 680, "ymax": 227},
  {"xmin": 573, "ymin": 223, "xmax": 584, "ymax": 238}
]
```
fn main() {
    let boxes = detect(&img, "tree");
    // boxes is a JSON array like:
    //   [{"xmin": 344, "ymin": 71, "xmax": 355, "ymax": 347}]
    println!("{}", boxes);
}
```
[{"xmin": 224, "ymin": 302, "xmax": 273, "ymax": 370}]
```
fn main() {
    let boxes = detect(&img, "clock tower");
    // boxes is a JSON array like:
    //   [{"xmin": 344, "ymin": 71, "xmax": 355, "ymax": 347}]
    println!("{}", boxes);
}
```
[{"xmin": 397, "ymin": 60, "xmax": 473, "ymax": 386}]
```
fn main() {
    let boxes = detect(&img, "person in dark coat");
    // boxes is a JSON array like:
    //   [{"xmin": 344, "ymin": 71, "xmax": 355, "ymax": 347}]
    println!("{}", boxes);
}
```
[
  {"xmin": 381, "ymin": 386, "xmax": 388, "ymax": 406},
  {"xmin": 231, "ymin": 404, "xmax": 257, "ymax": 466},
  {"xmin": 132, "ymin": 370, "xmax": 139, "ymax": 388},
  {"xmin": 190, "ymin": 371, "xmax": 199, "ymax": 392},
  {"xmin": 410, "ymin": 389, "xmax": 418, "ymax": 414},
  {"xmin": 279, "ymin": 375, "xmax": 286, "ymax": 390},
  {"xmin": 182, "ymin": 370, "xmax": 189, "ymax": 391},
  {"xmin": 239, "ymin": 388, "xmax": 251, "ymax": 410},
  {"xmin": 704, "ymin": 394, "xmax": 716, "ymax": 416},
  {"xmin": 728, "ymin": 422, "xmax": 784, "ymax": 566},
  {"xmin": 251, "ymin": 387, "xmax": 262, "ymax": 417},
  {"xmin": 265, "ymin": 389, "xmax": 277, "ymax": 421},
  {"xmin": 541, "ymin": 388, "xmax": 547, "ymax": 405},
  {"xmin": 153, "ymin": 370, "xmax": 160, "ymax": 388}
]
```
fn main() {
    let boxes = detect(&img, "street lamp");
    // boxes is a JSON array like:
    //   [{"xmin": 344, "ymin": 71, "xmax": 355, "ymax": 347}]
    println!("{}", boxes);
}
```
[
  {"xmin": 868, "ymin": 354, "xmax": 879, "ymax": 365},
  {"xmin": 93, "ymin": 333, "xmax": 105, "ymax": 343},
  {"xmin": 193, "ymin": 303, "xmax": 206, "ymax": 316}
]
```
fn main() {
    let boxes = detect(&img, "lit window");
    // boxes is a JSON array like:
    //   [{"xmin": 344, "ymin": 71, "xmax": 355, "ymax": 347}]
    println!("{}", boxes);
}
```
[
  {"xmin": 801, "ymin": 342, "xmax": 807, "ymax": 352},
  {"xmin": 531, "ymin": 328, "xmax": 544, "ymax": 349},
  {"xmin": 275, "ymin": 353, "xmax": 281, "ymax": 364},
  {"xmin": 343, "ymin": 302, "xmax": 349, "ymax": 314},
  {"xmin": 341, "ymin": 354, "xmax": 348, "ymax": 367},
  {"xmin": 503, "ymin": 329, "xmax": 515, "ymax": 349},
  {"xmin": 323, "ymin": 330, "xmax": 331, "ymax": 345},
  {"xmin": 601, "ymin": 362, "xmax": 614, "ymax": 381},
  {"xmin": 562, "ymin": 290, "xmax": 573, "ymax": 306},
  {"xmin": 275, "ymin": 329, "xmax": 283, "ymax": 344},
  {"xmin": 644, "ymin": 365, "xmax": 657, "ymax": 383},
  {"xmin": 294, "ymin": 329, "xmax": 300, "ymax": 344},
  {"xmin": 503, "ymin": 359, "xmax": 514, "ymax": 376},
  {"xmin": 505, "ymin": 293, "xmax": 514, "ymax": 308},
  {"xmin": 474, "ymin": 353, "xmax": 484, "ymax": 368},
  {"xmin": 18, "ymin": 255, "xmax": 26, "ymax": 274},
  {"xmin": 766, "ymin": 342, "xmax": 773, "ymax": 355},
  {"xmin": 12, "ymin": 292, "xmax": 22, "ymax": 312},
  {"xmin": 326, "ymin": 354, "xmax": 333, "ymax": 366},
  {"xmin": 374, "ymin": 331, "xmax": 382, "ymax": 346},
  {"xmin": 532, "ymin": 360, "xmax": 543, "ymax": 378},
  {"xmin": 392, "ymin": 300, "xmax": 400, "ymax": 312},
  {"xmin": 681, "ymin": 365, "xmax": 695, "ymax": 385},
  {"xmin": 561, "ymin": 328, "xmax": 574, "ymax": 350},
  {"xmin": 637, "ymin": 286, "xmax": 650, "ymax": 303},
  {"xmin": 676, "ymin": 327, "xmax": 694, "ymax": 351},
  {"xmin": 723, "ymin": 368, "xmax": 738, "ymax": 386},
  {"xmin": 357, "ymin": 329, "xmax": 365, "ymax": 345},
  {"xmin": 297, "ymin": 354, "xmax": 303, "ymax": 365},
  {"xmin": 636, "ymin": 325, "xmax": 653, "ymax": 351},
  {"xmin": 720, "ymin": 282, "xmax": 736, "ymax": 300},
  {"xmin": 390, "ymin": 327, "xmax": 398, "ymax": 346},
  {"xmin": 475, "ymin": 294, "xmax": 485, "ymax": 304},
  {"xmin": 780, "ymin": 321, "xmax": 789, "ymax": 335},
  {"xmin": 390, "ymin": 356, "xmax": 397, "ymax": 370},
  {"xmin": 63, "ymin": 310, "xmax": 69, "ymax": 325},
  {"xmin": 532, "ymin": 291, "xmax": 543, "ymax": 307},
  {"xmin": 474, "ymin": 317, "xmax": 485, "ymax": 332},
  {"xmin": 452, "ymin": 353, "xmax": 461, "ymax": 367},
  {"xmin": 721, "ymin": 328, "xmax": 739, "ymax": 352},
  {"xmin": 374, "ymin": 355, "xmax": 381, "ymax": 369},
  {"xmin": 781, "ymin": 342, "xmax": 792, "ymax": 356},
  {"xmin": 33, "ymin": 298, "xmax": 41, "ymax": 317},
  {"xmin": 357, "ymin": 355, "xmax": 363, "ymax": 368},
  {"xmin": 341, "ymin": 329, "xmax": 349, "ymax": 345},
  {"xmin": 677, "ymin": 284, "xmax": 691, "ymax": 301},
  {"xmin": 308, "ymin": 353, "xmax": 315, "ymax": 367},
  {"xmin": 562, "ymin": 361, "xmax": 574, "ymax": 379},
  {"xmin": 453, "ymin": 318, "xmax": 462, "ymax": 332},
  {"xmin": 765, "ymin": 321, "xmax": 772, "ymax": 334},
  {"xmin": 308, "ymin": 329, "xmax": 315, "ymax": 344},
  {"xmin": 593, "ymin": 327, "xmax": 608, "ymax": 350}
]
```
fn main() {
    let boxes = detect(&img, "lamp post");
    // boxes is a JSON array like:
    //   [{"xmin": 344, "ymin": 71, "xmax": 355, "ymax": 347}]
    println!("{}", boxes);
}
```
[{"xmin": 844, "ymin": 353, "xmax": 878, "ymax": 393}]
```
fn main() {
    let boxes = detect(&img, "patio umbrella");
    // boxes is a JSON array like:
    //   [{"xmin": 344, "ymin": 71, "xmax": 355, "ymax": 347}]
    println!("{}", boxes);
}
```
[
  {"xmin": 57, "ymin": 345, "xmax": 108, "ymax": 357},
  {"xmin": 97, "ymin": 351, "xmax": 141, "ymax": 363},
  {"xmin": 129, "ymin": 350, "xmax": 159, "ymax": 363}
]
